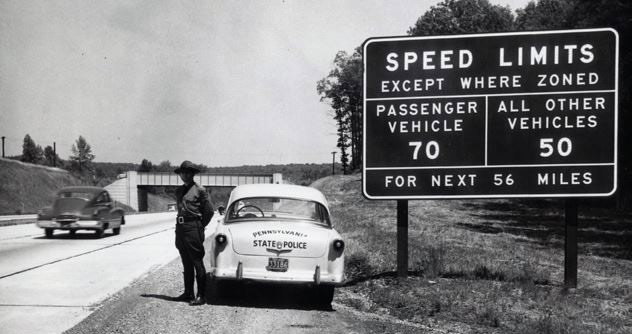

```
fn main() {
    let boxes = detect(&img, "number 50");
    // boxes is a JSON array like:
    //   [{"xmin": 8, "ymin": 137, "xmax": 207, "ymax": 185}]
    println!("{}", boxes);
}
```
[{"xmin": 540, "ymin": 137, "xmax": 572, "ymax": 157}]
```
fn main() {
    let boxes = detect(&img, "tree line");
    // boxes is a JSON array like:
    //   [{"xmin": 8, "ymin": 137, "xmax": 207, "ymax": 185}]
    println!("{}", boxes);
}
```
[
  {"xmin": 317, "ymin": 0, "xmax": 631, "ymax": 205},
  {"xmin": 18, "ymin": 134, "xmax": 95, "ymax": 173}
]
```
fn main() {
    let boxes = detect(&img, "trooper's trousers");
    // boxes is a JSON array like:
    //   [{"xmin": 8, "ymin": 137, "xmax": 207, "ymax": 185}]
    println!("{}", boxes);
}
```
[{"xmin": 175, "ymin": 220, "xmax": 206, "ymax": 297}]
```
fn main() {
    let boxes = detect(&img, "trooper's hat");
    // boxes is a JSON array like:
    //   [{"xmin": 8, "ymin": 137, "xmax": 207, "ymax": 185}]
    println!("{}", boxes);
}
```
[{"xmin": 174, "ymin": 160, "xmax": 201, "ymax": 174}]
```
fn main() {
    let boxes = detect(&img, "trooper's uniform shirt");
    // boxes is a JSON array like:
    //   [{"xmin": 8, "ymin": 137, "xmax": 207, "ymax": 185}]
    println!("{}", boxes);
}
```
[{"xmin": 175, "ymin": 182, "xmax": 213, "ymax": 299}]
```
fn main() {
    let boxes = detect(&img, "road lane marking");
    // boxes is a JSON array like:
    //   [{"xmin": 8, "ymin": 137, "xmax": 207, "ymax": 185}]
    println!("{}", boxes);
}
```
[
  {"xmin": 0, "ymin": 304, "xmax": 89, "ymax": 308},
  {"xmin": 0, "ymin": 227, "xmax": 174, "ymax": 280},
  {"xmin": 0, "ymin": 234, "xmax": 42, "ymax": 241}
]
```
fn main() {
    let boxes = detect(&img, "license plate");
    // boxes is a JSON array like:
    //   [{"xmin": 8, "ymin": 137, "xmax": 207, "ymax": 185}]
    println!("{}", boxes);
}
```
[{"xmin": 266, "ymin": 257, "xmax": 288, "ymax": 272}]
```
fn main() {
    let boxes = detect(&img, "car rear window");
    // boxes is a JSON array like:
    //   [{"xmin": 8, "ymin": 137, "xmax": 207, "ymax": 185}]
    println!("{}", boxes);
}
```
[
  {"xmin": 226, "ymin": 197, "xmax": 330, "ymax": 226},
  {"xmin": 57, "ymin": 192, "xmax": 94, "ymax": 201}
]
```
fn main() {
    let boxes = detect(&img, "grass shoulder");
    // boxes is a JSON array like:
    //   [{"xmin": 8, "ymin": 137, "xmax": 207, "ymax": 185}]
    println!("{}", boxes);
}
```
[{"xmin": 315, "ymin": 175, "xmax": 632, "ymax": 333}]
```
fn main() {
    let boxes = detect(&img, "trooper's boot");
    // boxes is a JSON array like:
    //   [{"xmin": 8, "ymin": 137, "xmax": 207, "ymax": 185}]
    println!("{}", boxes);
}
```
[
  {"xmin": 174, "ymin": 272, "xmax": 195, "ymax": 302},
  {"xmin": 190, "ymin": 274, "xmax": 207, "ymax": 306}
]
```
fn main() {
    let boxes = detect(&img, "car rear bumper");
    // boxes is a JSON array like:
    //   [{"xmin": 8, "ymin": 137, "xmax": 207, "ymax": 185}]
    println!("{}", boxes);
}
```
[
  {"xmin": 214, "ymin": 268, "xmax": 344, "ymax": 286},
  {"xmin": 213, "ymin": 261, "xmax": 345, "ymax": 286},
  {"xmin": 36, "ymin": 220, "xmax": 105, "ymax": 230}
]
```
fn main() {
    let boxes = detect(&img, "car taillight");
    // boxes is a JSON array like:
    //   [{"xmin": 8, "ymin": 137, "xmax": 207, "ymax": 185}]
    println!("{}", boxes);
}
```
[
  {"xmin": 215, "ymin": 233, "xmax": 227, "ymax": 245},
  {"xmin": 333, "ymin": 239, "xmax": 345, "ymax": 251}
]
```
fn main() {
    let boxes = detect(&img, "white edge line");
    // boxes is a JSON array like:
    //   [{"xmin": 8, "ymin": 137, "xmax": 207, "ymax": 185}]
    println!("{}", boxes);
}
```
[
  {"xmin": 362, "ymin": 28, "xmax": 617, "ymax": 43},
  {"xmin": 365, "ymin": 163, "xmax": 615, "ymax": 170},
  {"xmin": 362, "ymin": 192, "xmax": 615, "ymax": 200},
  {"xmin": 613, "ymin": 28, "xmax": 620, "ymax": 195},
  {"xmin": 484, "ymin": 96, "xmax": 488, "ymax": 166},
  {"xmin": 365, "ymin": 90, "xmax": 616, "ymax": 101},
  {"xmin": 363, "ymin": 38, "xmax": 369, "ymax": 199}
]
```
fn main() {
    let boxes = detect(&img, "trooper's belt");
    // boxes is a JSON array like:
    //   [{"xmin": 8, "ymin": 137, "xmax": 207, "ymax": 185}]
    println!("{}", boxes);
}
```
[{"xmin": 177, "ymin": 216, "xmax": 201, "ymax": 224}]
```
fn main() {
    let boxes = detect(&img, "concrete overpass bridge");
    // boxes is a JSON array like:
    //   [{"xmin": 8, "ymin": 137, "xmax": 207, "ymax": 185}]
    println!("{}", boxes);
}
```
[{"xmin": 105, "ymin": 171, "xmax": 282, "ymax": 211}]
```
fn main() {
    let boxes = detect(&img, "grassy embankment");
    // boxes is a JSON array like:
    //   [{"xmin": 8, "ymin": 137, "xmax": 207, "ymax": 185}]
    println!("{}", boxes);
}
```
[
  {"xmin": 313, "ymin": 174, "xmax": 632, "ymax": 334},
  {"xmin": 0, "ymin": 158, "xmax": 83, "ymax": 214},
  {"xmin": 0, "ymin": 158, "xmax": 171, "ymax": 216}
]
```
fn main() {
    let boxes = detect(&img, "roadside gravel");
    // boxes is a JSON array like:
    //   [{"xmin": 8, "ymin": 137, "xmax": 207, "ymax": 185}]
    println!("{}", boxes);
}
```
[{"xmin": 65, "ymin": 237, "xmax": 433, "ymax": 334}]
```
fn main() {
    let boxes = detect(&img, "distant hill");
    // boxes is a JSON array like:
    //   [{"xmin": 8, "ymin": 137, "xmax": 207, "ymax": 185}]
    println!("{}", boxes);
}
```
[
  {"xmin": 205, "ymin": 163, "xmax": 340, "ymax": 186},
  {"xmin": 91, "ymin": 162, "xmax": 341, "ymax": 188}
]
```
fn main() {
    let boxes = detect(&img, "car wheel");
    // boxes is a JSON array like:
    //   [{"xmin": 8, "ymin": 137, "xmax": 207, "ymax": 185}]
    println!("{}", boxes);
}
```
[
  {"xmin": 113, "ymin": 227, "xmax": 121, "ymax": 235},
  {"xmin": 213, "ymin": 279, "xmax": 237, "ymax": 299},
  {"xmin": 120, "ymin": 216, "xmax": 125, "ymax": 225},
  {"xmin": 95, "ymin": 229, "xmax": 104, "ymax": 238},
  {"xmin": 45, "ymin": 228, "xmax": 54, "ymax": 238},
  {"xmin": 315, "ymin": 285, "xmax": 335, "ymax": 306}
]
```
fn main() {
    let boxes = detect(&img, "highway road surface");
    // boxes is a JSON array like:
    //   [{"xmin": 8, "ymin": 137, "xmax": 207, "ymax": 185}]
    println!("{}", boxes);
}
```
[{"xmin": 0, "ymin": 212, "xmax": 179, "ymax": 334}]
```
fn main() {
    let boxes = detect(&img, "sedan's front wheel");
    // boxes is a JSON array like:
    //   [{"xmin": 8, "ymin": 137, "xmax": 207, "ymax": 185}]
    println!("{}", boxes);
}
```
[
  {"xmin": 45, "ymin": 228, "xmax": 54, "ymax": 238},
  {"xmin": 94, "ymin": 229, "xmax": 104, "ymax": 238},
  {"xmin": 113, "ymin": 227, "xmax": 121, "ymax": 235}
]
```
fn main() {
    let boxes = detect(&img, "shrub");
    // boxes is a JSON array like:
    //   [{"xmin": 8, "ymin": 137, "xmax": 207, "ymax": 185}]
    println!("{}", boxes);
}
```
[
  {"xmin": 345, "ymin": 252, "xmax": 374, "ymax": 281},
  {"xmin": 474, "ymin": 265, "xmax": 506, "ymax": 281}
]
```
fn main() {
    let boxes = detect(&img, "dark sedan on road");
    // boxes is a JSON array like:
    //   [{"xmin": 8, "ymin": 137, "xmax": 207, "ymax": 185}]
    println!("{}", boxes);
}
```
[{"xmin": 36, "ymin": 186, "xmax": 125, "ymax": 238}]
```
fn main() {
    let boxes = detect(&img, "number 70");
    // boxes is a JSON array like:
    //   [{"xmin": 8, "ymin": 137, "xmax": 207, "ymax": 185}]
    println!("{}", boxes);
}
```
[{"xmin": 409, "ymin": 141, "xmax": 440, "ymax": 160}]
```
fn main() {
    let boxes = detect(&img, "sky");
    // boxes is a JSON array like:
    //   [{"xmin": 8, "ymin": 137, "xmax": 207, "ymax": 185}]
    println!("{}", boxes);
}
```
[{"xmin": 0, "ymin": 0, "xmax": 531, "ymax": 167}]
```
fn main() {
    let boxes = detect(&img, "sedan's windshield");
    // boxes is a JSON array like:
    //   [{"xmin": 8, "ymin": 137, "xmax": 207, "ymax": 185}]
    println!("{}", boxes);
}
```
[{"xmin": 226, "ymin": 197, "xmax": 330, "ymax": 226}]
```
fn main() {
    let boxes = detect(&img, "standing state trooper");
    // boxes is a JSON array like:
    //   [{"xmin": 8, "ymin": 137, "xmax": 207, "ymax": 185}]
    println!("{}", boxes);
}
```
[{"xmin": 173, "ymin": 160, "xmax": 214, "ymax": 306}]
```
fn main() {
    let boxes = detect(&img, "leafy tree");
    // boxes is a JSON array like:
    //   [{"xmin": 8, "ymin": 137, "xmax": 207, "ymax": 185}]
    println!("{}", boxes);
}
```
[
  {"xmin": 317, "ymin": 49, "xmax": 363, "ymax": 173},
  {"xmin": 69, "ymin": 135, "xmax": 95, "ymax": 172},
  {"xmin": 95, "ymin": 167, "xmax": 106, "ymax": 179},
  {"xmin": 407, "ymin": 0, "xmax": 515, "ymax": 36},
  {"xmin": 138, "ymin": 159, "xmax": 153, "ymax": 172},
  {"xmin": 318, "ymin": 1, "xmax": 514, "ymax": 174},
  {"xmin": 21, "ymin": 134, "xmax": 43, "ymax": 163},
  {"xmin": 515, "ymin": 0, "xmax": 573, "ymax": 30},
  {"xmin": 43, "ymin": 145, "xmax": 59, "ymax": 166},
  {"xmin": 156, "ymin": 160, "xmax": 172, "ymax": 172}
]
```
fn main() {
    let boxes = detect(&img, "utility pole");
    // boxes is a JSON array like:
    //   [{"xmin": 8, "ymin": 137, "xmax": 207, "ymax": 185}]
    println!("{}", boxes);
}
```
[
  {"xmin": 1, "ymin": 136, "xmax": 5, "ymax": 158},
  {"xmin": 53, "ymin": 142, "xmax": 56, "ymax": 167},
  {"xmin": 331, "ymin": 151, "xmax": 337, "ymax": 175}
]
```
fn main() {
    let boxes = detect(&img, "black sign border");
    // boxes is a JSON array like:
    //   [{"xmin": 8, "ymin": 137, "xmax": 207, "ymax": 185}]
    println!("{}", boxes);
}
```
[{"xmin": 362, "ymin": 28, "xmax": 619, "ymax": 200}]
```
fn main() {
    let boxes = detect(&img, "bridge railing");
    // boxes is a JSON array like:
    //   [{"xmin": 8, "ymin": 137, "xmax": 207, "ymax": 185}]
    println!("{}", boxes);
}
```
[
  {"xmin": 106, "ymin": 171, "xmax": 282, "ymax": 211},
  {"xmin": 135, "ymin": 172, "xmax": 278, "ymax": 187}
]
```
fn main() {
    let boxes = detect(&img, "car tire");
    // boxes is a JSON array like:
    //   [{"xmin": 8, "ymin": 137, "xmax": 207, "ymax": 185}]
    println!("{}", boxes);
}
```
[
  {"xmin": 213, "ymin": 279, "xmax": 236, "ymax": 299},
  {"xmin": 315, "ymin": 285, "xmax": 335, "ymax": 306},
  {"xmin": 113, "ymin": 227, "xmax": 121, "ymax": 235},
  {"xmin": 45, "ymin": 228, "xmax": 54, "ymax": 238},
  {"xmin": 120, "ymin": 216, "xmax": 125, "ymax": 225},
  {"xmin": 95, "ymin": 229, "xmax": 104, "ymax": 238}
]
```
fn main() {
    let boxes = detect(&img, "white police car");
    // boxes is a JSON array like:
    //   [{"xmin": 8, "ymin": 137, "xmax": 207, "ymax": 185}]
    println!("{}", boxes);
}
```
[{"xmin": 209, "ymin": 184, "xmax": 345, "ymax": 305}]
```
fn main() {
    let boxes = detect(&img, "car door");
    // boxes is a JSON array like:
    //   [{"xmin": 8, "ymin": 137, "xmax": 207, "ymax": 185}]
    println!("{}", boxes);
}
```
[{"xmin": 94, "ymin": 191, "xmax": 113, "ymax": 223}]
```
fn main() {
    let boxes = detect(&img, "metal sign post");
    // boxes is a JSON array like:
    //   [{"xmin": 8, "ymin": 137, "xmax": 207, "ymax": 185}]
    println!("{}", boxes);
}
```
[
  {"xmin": 397, "ymin": 200, "xmax": 408, "ymax": 278},
  {"xmin": 564, "ymin": 198, "xmax": 579, "ymax": 288}
]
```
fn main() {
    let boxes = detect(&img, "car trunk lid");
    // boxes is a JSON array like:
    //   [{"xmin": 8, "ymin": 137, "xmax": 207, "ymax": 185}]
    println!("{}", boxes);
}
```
[{"xmin": 228, "ymin": 221, "xmax": 331, "ymax": 258}]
